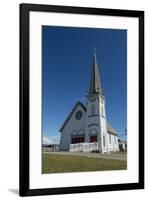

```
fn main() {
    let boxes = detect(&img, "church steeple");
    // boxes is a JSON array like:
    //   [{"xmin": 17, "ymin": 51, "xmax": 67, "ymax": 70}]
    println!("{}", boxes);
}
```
[{"xmin": 88, "ymin": 48, "xmax": 102, "ymax": 95}]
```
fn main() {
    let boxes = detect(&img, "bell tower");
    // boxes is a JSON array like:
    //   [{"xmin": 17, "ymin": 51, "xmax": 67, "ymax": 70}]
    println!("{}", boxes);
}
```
[{"xmin": 85, "ymin": 49, "xmax": 108, "ymax": 153}]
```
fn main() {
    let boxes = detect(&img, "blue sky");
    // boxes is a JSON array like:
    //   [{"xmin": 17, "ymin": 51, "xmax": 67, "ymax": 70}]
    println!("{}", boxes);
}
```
[{"xmin": 42, "ymin": 26, "xmax": 127, "ymax": 142}]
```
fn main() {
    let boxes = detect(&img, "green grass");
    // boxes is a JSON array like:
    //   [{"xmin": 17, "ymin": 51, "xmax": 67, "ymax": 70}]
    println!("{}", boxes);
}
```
[{"xmin": 42, "ymin": 153, "xmax": 127, "ymax": 174}]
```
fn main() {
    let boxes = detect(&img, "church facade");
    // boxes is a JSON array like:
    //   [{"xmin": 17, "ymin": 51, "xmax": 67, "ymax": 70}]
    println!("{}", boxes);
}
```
[{"xmin": 59, "ymin": 51, "xmax": 119, "ymax": 153}]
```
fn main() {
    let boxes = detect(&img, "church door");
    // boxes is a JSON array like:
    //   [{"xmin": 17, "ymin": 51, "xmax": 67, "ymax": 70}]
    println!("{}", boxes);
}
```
[{"xmin": 90, "ymin": 135, "xmax": 97, "ymax": 142}]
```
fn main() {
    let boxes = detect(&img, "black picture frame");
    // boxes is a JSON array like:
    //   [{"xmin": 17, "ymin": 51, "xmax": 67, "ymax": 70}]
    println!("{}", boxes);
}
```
[{"xmin": 19, "ymin": 3, "xmax": 144, "ymax": 197}]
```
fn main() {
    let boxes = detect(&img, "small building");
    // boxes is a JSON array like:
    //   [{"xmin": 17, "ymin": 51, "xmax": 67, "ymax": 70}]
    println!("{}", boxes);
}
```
[
  {"xmin": 59, "ymin": 50, "xmax": 119, "ymax": 153},
  {"xmin": 118, "ymin": 140, "xmax": 127, "ymax": 152},
  {"xmin": 42, "ymin": 144, "xmax": 59, "ymax": 152}
]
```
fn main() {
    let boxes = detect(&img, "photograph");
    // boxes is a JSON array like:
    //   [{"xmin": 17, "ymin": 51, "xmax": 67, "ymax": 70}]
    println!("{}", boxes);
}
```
[
  {"xmin": 19, "ymin": 3, "xmax": 144, "ymax": 196},
  {"xmin": 42, "ymin": 26, "xmax": 127, "ymax": 174}
]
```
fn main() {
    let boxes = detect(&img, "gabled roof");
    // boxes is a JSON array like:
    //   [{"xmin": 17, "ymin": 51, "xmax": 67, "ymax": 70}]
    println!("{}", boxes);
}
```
[
  {"xmin": 59, "ymin": 101, "xmax": 86, "ymax": 132},
  {"xmin": 59, "ymin": 102, "xmax": 118, "ymax": 136},
  {"xmin": 107, "ymin": 122, "xmax": 118, "ymax": 136}
]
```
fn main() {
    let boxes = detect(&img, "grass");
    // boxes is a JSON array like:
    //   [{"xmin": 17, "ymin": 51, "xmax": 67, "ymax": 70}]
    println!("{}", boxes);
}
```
[{"xmin": 42, "ymin": 153, "xmax": 127, "ymax": 174}]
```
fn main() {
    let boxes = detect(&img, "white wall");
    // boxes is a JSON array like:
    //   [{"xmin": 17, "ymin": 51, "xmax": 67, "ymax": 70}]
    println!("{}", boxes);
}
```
[
  {"xmin": 0, "ymin": 0, "xmax": 147, "ymax": 200},
  {"xmin": 107, "ymin": 134, "xmax": 119, "ymax": 151},
  {"xmin": 99, "ymin": 97, "xmax": 108, "ymax": 152},
  {"xmin": 60, "ymin": 104, "xmax": 86, "ymax": 150}
]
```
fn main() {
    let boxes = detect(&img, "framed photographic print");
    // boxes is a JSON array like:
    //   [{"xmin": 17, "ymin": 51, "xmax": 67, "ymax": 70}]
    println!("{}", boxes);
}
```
[{"xmin": 19, "ymin": 3, "xmax": 144, "ymax": 196}]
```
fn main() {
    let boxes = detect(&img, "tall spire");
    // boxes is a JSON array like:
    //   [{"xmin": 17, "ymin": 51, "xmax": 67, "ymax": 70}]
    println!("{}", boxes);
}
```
[{"xmin": 88, "ymin": 48, "xmax": 102, "ymax": 95}]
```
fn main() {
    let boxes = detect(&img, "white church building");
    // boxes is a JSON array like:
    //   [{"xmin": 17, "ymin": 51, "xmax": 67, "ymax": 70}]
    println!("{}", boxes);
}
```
[{"xmin": 59, "ymin": 50, "xmax": 119, "ymax": 153}]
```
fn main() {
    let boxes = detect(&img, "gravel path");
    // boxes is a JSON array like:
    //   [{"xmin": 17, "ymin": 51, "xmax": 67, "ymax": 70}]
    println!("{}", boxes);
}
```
[{"xmin": 44, "ymin": 151, "xmax": 127, "ymax": 161}]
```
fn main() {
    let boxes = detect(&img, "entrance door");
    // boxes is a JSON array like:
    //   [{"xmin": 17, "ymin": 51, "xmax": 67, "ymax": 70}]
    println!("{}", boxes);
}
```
[{"xmin": 90, "ymin": 135, "xmax": 97, "ymax": 142}]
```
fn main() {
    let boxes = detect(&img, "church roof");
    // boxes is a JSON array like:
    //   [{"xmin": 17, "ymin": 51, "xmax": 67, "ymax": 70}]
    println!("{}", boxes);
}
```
[
  {"xmin": 107, "ymin": 122, "xmax": 118, "ymax": 136},
  {"xmin": 59, "ymin": 101, "xmax": 118, "ymax": 136},
  {"xmin": 88, "ymin": 49, "xmax": 102, "ymax": 95}
]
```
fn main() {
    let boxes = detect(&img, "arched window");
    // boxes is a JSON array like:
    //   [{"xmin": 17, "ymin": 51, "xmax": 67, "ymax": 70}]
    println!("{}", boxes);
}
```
[
  {"xmin": 89, "ymin": 129, "xmax": 97, "ymax": 143},
  {"xmin": 78, "ymin": 129, "xmax": 85, "ymax": 135},
  {"xmin": 89, "ymin": 129, "xmax": 97, "ymax": 135}
]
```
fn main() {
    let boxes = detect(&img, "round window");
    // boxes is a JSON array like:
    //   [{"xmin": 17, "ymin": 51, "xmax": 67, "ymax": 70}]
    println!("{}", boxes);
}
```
[{"xmin": 75, "ymin": 111, "xmax": 83, "ymax": 120}]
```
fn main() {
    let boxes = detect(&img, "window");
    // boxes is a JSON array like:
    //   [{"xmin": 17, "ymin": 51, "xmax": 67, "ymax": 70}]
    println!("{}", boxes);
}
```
[
  {"xmin": 101, "ymin": 106, "xmax": 103, "ymax": 116},
  {"xmin": 91, "ymin": 104, "xmax": 95, "ymax": 115},
  {"xmin": 75, "ymin": 110, "xmax": 83, "ymax": 120},
  {"xmin": 109, "ymin": 135, "xmax": 111, "ymax": 144},
  {"xmin": 114, "ymin": 136, "xmax": 116, "ymax": 144},
  {"xmin": 71, "ymin": 136, "xmax": 84, "ymax": 144},
  {"xmin": 90, "ymin": 129, "xmax": 97, "ymax": 135},
  {"xmin": 103, "ymin": 136, "xmax": 106, "ymax": 147}
]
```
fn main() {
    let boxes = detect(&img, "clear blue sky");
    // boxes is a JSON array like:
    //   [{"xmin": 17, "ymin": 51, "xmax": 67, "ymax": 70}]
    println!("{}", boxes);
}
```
[{"xmin": 42, "ymin": 25, "xmax": 127, "ymax": 141}]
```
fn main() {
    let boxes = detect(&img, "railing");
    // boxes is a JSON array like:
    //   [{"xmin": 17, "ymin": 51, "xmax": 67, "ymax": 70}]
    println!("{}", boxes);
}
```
[
  {"xmin": 69, "ymin": 142, "xmax": 120, "ymax": 153},
  {"xmin": 69, "ymin": 142, "xmax": 99, "ymax": 152}
]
